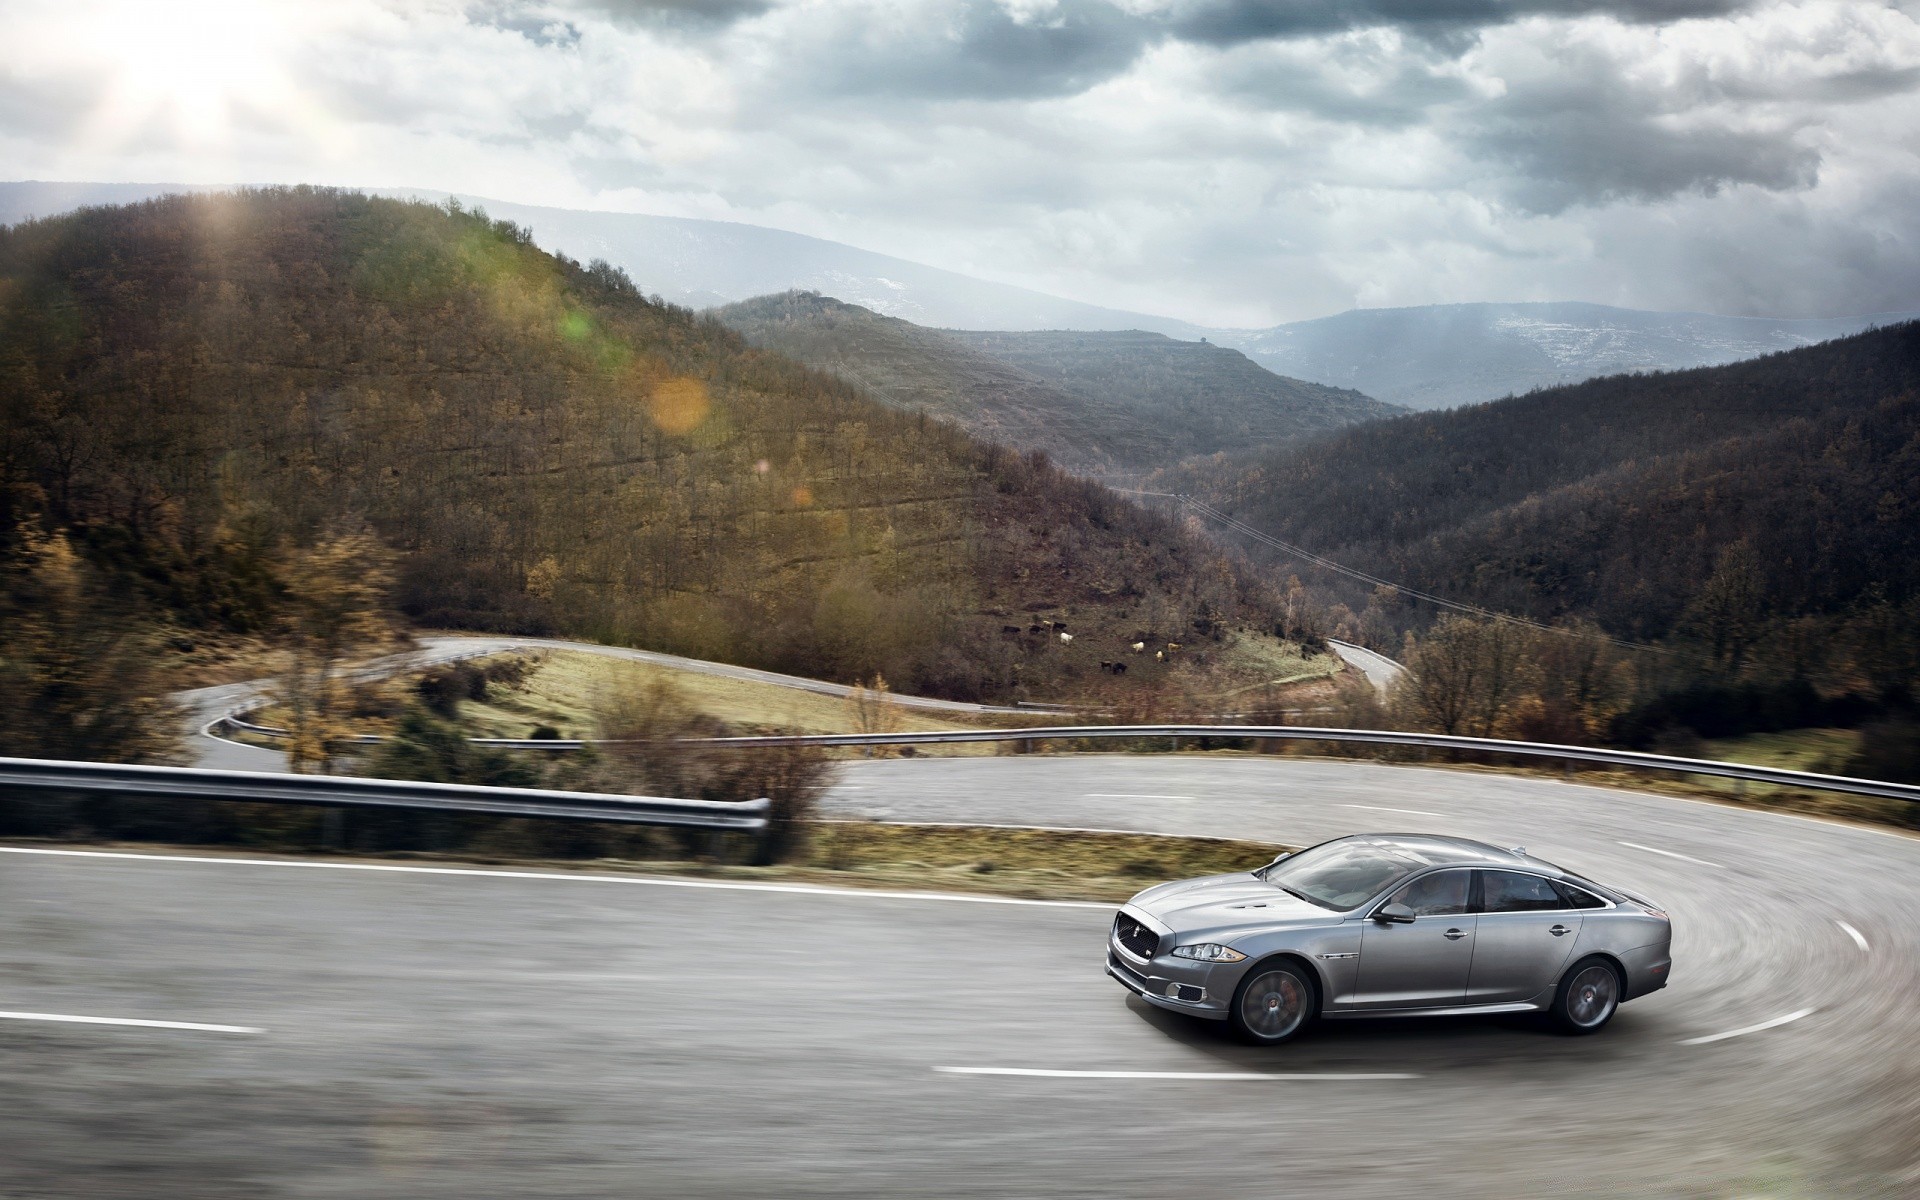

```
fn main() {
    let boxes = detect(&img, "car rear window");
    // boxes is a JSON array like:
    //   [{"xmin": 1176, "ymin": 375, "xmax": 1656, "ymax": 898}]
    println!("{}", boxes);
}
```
[{"xmin": 1551, "ymin": 879, "xmax": 1608, "ymax": 909}]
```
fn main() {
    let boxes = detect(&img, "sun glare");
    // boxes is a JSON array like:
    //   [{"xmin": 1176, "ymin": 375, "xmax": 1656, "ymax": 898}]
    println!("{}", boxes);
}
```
[{"xmin": 76, "ymin": 0, "xmax": 311, "ymax": 150}]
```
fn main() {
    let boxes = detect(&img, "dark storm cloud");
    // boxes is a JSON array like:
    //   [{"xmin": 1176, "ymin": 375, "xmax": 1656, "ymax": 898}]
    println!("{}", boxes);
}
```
[
  {"xmin": 1167, "ymin": 0, "xmax": 1754, "ymax": 46},
  {"xmin": 793, "ymin": 1, "xmax": 1155, "ymax": 101},
  {"xmin": 472, "ymin": 1, "xmax": 772, "ymax": 42},
  {"xmin": 1464, "ymin": 60, "xmax": 1822, "ymax": 213},
  {"xmin": 576, "ymin": 0, "xmax": 777, "ymax": 27}
]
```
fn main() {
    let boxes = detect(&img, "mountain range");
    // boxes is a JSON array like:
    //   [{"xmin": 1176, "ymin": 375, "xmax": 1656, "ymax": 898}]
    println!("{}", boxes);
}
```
[
  {"xmin": 0, "ymin": 187, "xmax": 1280, "ymax": 703},
  {"xmin": 715, "ymin": 292, "xmax": 1396, "ymax": 474},
  {"xmin": 1224, "ymin": 302, "xmax": 1920, "ymax": 410},
  {"xmin": 6, "ymin": 181, "xmax": 1914, "ymax": 411}
]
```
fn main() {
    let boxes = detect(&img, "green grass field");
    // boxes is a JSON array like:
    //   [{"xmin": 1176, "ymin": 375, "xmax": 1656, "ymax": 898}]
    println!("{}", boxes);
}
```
[{"xmin": 1698, "ymin": 728, "xmax": 1861, "ymax": 787}]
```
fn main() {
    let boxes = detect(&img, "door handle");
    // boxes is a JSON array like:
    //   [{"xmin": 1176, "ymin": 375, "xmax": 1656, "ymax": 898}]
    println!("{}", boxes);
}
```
[
  {"xmin": 1550, "ymin": 925, "xmax": 1572, "ymax": 937},
  {"xmin": 1444, "ymin": 928, "xmax": 1468, "ymax": 940}
]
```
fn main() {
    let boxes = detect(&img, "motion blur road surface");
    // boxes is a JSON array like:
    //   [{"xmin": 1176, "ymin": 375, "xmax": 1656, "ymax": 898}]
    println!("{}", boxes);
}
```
[{"xmin": 4, "ymin": 756, "xmax": 1917, "ymax": 1196}]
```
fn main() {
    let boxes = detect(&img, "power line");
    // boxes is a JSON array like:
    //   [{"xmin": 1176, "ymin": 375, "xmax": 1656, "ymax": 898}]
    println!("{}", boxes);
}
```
[{"xmin": 1115, "ymin": 487, "xmax": 1664, "ymax": 655}]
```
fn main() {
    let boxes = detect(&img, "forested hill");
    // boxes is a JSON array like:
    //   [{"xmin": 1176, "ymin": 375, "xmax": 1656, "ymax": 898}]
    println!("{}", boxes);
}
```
[
  {"xmin": 1167, "ymin": 323, "xmax": 1920, "ymax": 642},
  {"xmin": 716, "ymin": 292, "xmax": 1397, "ymax": 473},
  {"xmin": 0, "ymin": 189, "xmax": 1278, "ymax": 701},
  {"xmin": 714, "ymin": 292, "xmax": 1137, "ymax": 472}
]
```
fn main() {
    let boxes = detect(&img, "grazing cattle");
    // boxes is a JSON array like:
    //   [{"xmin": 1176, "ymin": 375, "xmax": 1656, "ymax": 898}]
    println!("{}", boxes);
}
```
[
  {"xmin": 1112, "ymin": 662, "xmax": 1127, "ymax": 676},
  {"xmin": 1099, "ymin": 661, "xmax": 1113, "ymax": 673},
  {"xmin": 1167, "ymin": 642, "xmax": 1183, "ymax": 652},
  {"xmin": 1028, "ymin": 624, "xmax": 1044, "ymax": 634},
  {"xmin": 1131, "ymin": 641, "xmax": 1146, "ymax": 653},
  {"xmin": 1155, "ymin": 650, "xmax": 1164, "ymax": 662},
  {"xmin": 1059, "ymin": 631, "xmax": 1073, "ymax": 644},
  {"xmin": 1001, "ymin": 625, "xmax": 1022, "ymax": 635}
]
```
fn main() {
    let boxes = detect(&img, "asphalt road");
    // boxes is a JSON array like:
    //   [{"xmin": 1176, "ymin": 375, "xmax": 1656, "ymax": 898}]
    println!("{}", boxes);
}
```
[
  {"xmin": 1325, "ymin": 638, "xmax": 1406, "ymax": 695},
  {"xmin": 4, "ymin": 756, "xmax": 1917, "ymax": 1196}
]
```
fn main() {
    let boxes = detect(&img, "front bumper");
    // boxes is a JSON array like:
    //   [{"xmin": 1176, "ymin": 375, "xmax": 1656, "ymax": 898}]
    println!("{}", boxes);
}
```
[{"xmin": 1106, "ymin": 948, "xmax": 1230, "ymax": 1020}]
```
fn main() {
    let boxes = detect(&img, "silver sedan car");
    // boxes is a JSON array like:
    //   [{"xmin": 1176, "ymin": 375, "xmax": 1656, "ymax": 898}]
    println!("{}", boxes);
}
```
[{"xmin": 1107, "ymin": 833, "xmax": 1672, "ymax": 1044}]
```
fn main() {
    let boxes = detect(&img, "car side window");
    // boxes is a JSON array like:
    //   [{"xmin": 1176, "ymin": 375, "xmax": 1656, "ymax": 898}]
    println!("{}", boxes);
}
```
[
  {"xmin": 1479, "ymin": 870, "xmax": 1564, "ymax": 913},
  {"xmin": 1551, "ymin": 879, "xmax": 1607, "ymax": 910},
  {"xmin": 1387, "ymin": 869, "xmax": 1470, "ymax": 917}
]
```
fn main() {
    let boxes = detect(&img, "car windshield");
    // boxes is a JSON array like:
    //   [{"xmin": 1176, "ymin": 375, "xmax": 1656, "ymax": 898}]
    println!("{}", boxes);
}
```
[{"xmin": 1257, "ymin": 839, "xmax": 1430, "ymax": 910}]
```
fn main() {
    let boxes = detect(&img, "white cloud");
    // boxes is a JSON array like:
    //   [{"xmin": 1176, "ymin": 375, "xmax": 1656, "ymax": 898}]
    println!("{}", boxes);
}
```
[{"xmin": 0, "ymin": 0, "xmax": 1915, "ymax": 324}]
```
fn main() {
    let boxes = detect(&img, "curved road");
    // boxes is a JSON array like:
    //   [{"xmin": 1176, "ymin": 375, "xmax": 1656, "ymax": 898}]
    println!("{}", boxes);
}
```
[
  {"xmin": 1326, "ymin": 638, "xmax": 1406, "ymax": 696},
  {"xmin": 178, "ymin": 634, "xmax": 1044, "ymax": 772},
  {"xmin": 3, "ymin": 756, "xmax": 1916, "ymax": 1195}
]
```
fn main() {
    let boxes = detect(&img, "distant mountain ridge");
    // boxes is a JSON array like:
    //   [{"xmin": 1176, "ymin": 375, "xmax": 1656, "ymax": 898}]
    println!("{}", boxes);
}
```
[
  {"xmin": 716, "ymin": 292, "xmax": 1398, "ymax": 473},
  {"xmin": 6, "ymin": 182, "xmax": 1914, "ymax": 409},
  {"xmin": 1206, "ymin": 302, "xmax": 1920, "ymax": 410},
  {"xmin": 0, "ymin": 180, "xmax": 1205, "ymax": 337}
]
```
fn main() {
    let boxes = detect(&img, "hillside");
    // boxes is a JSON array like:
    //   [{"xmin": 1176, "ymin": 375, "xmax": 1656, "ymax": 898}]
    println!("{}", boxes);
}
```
[
  {"xmin": 12, "ymin": 186, "xmax": 1908, "ymax": 418},
  {"xmin": 1207, "ymin": 302, "xmax": 1920, "ymax": 410},
  {"xmin": 1167, "ymin": 323, "xmax": 1920, "ymax": 643},
  {"xmin": 717, "ymin": 293, "xmax": 1397, "ymax": 473},
  {"xmin": 0, "ymin": 188, "xmax": 1283, "ymax": 703},
  {"xmin": 713, "ymin": 292, "xmax": 1134, "ymax": 473},
  {"xmin": 942, "ymin": 329, "xmax": 1399, "ymax": 466}
]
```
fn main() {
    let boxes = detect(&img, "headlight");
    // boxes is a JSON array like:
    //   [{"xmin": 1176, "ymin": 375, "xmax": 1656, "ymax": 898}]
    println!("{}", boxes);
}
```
[{"xmin": 1170, "ymin": 943, "xmax": 1247, "ymax": 963}]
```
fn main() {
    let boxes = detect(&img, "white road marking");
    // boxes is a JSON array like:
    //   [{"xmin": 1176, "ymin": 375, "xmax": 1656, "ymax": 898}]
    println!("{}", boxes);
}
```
[
  {"xmin": 1618, "ymin": 841, "xmax": 1723, "ymax": 869},
  {"xmin": 0, "ymin": 846, "xmax": 1109, "ymax": 909},
  {"xmin": 1340, "ymin": 803, "xmax": 1445, "ymax": 818},
  {"xmin": 936, "ymin": 1067, "xmax": 1417, "ymax": 1081},
  {"xmin": 1677, "ymin": 1007, "xmax": 1816, "ymax": 1046},
  {"xmin": 0, "ymin": 1010, "xmax": 260, "ymax": 1034},
  {"xmin": 1836, "ymin": 921, "xmax": 1871, "ymax": 952},
  {"xmin": 1083, "ymin": 793, "xmax": 1196, "ymax": 800}
]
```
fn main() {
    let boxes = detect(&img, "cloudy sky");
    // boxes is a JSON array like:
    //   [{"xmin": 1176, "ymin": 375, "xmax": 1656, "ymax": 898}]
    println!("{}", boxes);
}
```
[{"xmin": 3, "ymin": 0, "xmax": 1918, "ymax": 325}]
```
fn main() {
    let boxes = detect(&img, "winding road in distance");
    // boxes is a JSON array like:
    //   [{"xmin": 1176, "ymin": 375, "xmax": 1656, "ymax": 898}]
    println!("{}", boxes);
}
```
[
  {"xmin": 5, "ymin": 747, "xmax": 1917, "ymax": 1195},
  {"xmin": 176, "ymin": 633, "xmax": 1045, "ymax": 772}
]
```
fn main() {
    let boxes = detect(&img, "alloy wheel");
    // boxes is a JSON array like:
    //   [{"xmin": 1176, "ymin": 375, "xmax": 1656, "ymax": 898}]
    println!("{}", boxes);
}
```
[
  {"xmin": 1566, "ymin": 963, "xmax": 1619, "ymax": 1028},
  {"xmin": 1240, "ymin": 968, "xmax": 1308, "ymax": 1041}
]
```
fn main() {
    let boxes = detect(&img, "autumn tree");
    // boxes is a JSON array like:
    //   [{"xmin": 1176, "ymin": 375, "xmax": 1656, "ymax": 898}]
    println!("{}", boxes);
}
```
[
  {"xmin": 1392, "ymin": 616, "xmax": 1535, "ymax": 738},
  {"xmin": 277, "ymin": 530, "xmax": 402, "ymax": 773},
  {"xmin": 0, "ymin": 522, "xmax": 184, "ymax": 765}
]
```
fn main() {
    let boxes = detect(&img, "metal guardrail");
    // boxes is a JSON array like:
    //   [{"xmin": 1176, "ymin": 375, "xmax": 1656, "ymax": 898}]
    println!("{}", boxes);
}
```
[
  {"xmin": 207, "ymin": 715, "xmax": 1920, "ymax": 806},
  {"xmin": 686, "ymin": 724, "xmax": 1920, "ymax": 805},
  {"xmin": 0, "ymin": 757, "xmax": 769, "ymax": 830}
]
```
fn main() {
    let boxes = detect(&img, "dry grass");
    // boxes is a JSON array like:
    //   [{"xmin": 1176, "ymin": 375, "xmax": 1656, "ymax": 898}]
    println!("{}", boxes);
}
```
[{"xmin": 40, "ymin": 823, "xmax": 1290, "ymax": 904}]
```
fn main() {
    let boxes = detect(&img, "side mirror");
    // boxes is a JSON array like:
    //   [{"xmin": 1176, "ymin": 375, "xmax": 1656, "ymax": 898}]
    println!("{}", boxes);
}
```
[
  {"xmin": 1267, "ymin": 852, "xmax": 1292, "ymax": 867},
  {"xmin": 1374, "ymin": 902, "xmax": 1416, "ymax": 924}
]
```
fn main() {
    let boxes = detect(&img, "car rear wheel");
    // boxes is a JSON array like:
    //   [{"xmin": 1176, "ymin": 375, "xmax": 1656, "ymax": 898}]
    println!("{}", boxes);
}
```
[
  {"xmin": 1229, "ymin": 961, "xmax": 1315, "ymax": 1045},
  {"xmin": 1553, "ymin": 956, "xmax": 1622, "ymax": 1034}
]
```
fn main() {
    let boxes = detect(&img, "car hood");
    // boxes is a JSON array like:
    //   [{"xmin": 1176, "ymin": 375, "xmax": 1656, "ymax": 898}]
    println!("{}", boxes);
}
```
[{"xmin": 1127, "ymin": 872, "xmax": 1336, "ymax": 936}]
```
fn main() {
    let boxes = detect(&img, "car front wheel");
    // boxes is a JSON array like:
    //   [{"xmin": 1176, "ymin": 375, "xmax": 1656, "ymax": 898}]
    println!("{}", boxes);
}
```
[
  {"xmin": 1229, "ymin": 961, "xmax": 1315, "ymax": 1045},
  {"xmin": 1553, "ymin": 956, "xmax": 1622, "ymax": 1034}
]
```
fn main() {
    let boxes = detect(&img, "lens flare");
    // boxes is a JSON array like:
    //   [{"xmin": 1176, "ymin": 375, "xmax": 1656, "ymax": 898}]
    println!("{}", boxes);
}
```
[{"xmin": 649, "ymin": 377, "xmax": 710, "ymax": 435}]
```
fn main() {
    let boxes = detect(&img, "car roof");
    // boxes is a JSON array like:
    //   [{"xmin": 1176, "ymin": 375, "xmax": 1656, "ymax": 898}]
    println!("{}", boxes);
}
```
[{"xmin": 1343, "ymin": 833, "xmax": 1556, "ymax": 873}]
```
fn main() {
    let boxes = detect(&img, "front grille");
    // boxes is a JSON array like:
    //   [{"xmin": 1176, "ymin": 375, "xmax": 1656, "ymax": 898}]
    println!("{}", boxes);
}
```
[{"xmin": 1113, "ymin": 912, "xmax": 1160, "ymax": 960}]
